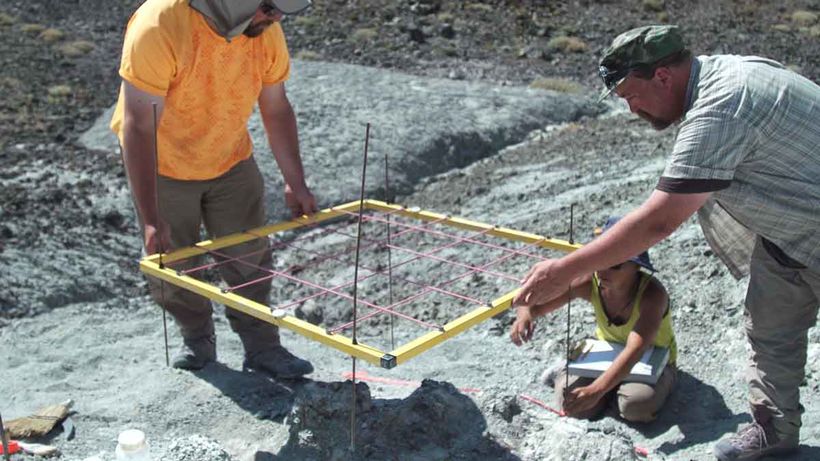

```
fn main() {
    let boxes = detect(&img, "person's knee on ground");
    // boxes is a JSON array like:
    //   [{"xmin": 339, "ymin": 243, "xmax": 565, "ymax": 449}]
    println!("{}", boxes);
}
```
[{"xmin": 617, "ymin": 391, "xmax": 658, "ymax": 423}]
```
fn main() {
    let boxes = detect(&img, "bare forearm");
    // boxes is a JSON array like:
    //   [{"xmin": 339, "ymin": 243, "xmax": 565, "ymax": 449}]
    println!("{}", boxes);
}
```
[
  {"xmin": 592, "ymin": 332, "xmax": 651, "ymax": 393},
  {"xmin": 564, "ymin": 211, "xmax": 671, "ymax": 278},
  {"xmin": 262, "ymin": 106, "xmax": 308, "ymax": 190},
  {"xmin": 122, "ymin": 121, "xmax": 160, "ymax": 226}
]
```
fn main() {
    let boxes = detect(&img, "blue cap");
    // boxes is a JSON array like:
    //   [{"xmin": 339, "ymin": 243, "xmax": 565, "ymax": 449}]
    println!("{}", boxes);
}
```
[{"xmin": 598, "ymin": 216, "xmax": 656, "ymax": 272}]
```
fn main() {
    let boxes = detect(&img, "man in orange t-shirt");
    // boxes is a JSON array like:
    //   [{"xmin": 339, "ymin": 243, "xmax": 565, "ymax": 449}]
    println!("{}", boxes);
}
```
[{"xmin": 111, "ymin": 0, "xmax": 316, "ymax": 378}]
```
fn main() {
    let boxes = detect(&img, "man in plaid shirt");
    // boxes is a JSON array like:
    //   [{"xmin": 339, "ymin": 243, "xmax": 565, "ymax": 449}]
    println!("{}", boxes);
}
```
[{"xmin": 514, "ymin": 25, "xmax": 819, "ymax": 460}]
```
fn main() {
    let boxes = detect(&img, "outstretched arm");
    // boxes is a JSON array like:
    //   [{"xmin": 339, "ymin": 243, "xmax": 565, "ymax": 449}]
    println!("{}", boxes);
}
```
[
  {"xmin": 510, "ymin": 277, "xmax": 592, "ymax": 346},
  {"xmin": 514, "ymin": 189, "xmax": 710, "ymax": 308},
  {"xmin": 258, "ymin": 83, "xmax": 317, "ymax": 218}
]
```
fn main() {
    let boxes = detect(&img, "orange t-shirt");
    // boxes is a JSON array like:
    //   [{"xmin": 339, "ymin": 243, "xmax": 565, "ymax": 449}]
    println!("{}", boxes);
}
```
[{"xmin": 110, "ymin": 0, "xmax": 291, "ymax": 180}]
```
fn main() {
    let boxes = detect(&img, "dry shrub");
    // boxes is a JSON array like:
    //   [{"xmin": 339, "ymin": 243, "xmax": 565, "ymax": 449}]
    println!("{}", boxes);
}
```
[
  {"xmin": 791, "ymin": 10, "xmax": 818, "ymax": 26},
  {"xmin": 293, "ymin": 15, "xmax": 319, "ymax": 27},
  {"xmin": 772, "ymin": 24, "xmax": 792, "ymax": 32},
  {"xmin": 466, "ymin": 4, "xmax": 492, "ymax": 13},
  {"xmin": 0, "ymin": 12, "xmax": 16, "ymax": 26},
  {"xmin": 295, "ymin": 50, "xmax": 320, "ymax": 60},
  {"xmin": 548, "ymin": 35, "xmax": 588, "ymax": 53},
  {"xmin": 48, "ymin": 84, "xmax": 73, "ymax": 98},
  {"xmin": 809, "ymin": 25, "xmax": 820, "ymax": 38},
  {"xmin": 21, "ymin": 23, "xmax": 46, "ymax": 34},
  {"xmin": 529, "ymin": 77, "xmax": 583, "ymax": 94},
  {"xmin": 39, "ymin": 28, "xmax": 65, "ymax": 43},
  {"xmin": 643, "ymin": 0, "xmax": 665, "ymax": 12},
  {"xmin": 59, "ymin": 40, "xmax": 95, "ymax": 57},
  {"xmin": 657, "ymin": 11, "xmax": 670, "ymax": 23},
  {"xmin": 437, "ymin": 12, "xmax": 455, "ymax": 23},
  {"xmin": 351, "ymin": 27, "xmax": 377, "ymax": 43}
]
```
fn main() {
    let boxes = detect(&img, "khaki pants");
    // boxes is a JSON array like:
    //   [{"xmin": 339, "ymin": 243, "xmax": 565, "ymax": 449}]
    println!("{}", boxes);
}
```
[
  {"xmin": 554, "ymin": 364, "xmax": 677, "ymax": 422},
  {"xmin": 143, "ymin": 158, "xmax": 279, "ymax": 355},
  {"xmin": 745, "ymin": 237, "xmax": 820, "ymax": 439}
]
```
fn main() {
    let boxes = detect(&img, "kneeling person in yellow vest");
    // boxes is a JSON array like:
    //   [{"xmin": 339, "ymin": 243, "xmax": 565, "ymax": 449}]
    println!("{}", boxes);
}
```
[{"xmin": 511, "ymin": 216, "xmax": 677, "ymax": 422}]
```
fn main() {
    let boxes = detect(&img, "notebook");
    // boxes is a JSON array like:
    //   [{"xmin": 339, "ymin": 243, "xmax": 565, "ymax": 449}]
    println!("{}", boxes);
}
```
[{"xmin": 567, "ymin": 339, "xmax": 669, "ymax": 385}]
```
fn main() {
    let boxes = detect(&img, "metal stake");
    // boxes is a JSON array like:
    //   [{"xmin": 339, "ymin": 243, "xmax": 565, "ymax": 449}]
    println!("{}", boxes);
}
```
[
  {"xmin": 384, "ymin": 153, "xmax": 395, "ymax": 350},
  {"xmin": 350, "ymin": 123, "xmax": 371, "ymax": 453},
  {"xmin": 153, "ymin": 102, "xmax": 170, "ymax": 367},
  {"xmin": 564, "ymin": 204, "xmax": 575, "ymax": 397}
]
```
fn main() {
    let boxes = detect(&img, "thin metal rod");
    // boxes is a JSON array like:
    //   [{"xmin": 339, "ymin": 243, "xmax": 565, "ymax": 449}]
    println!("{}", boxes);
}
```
[
  {"xmin": 350, "ymin": 123, "xmax": 371, "ymax": 455},
  {"xmin": 349, "ymin": 357, "xmax": 357, "ymax": 453},
  {"xmin": 384, "ymin": 153, "xmax": 395, "ymax": 349},
  {"xmin": 153, "ymin": 102, "xmax": 170, "ymax": 368},
  {"xmin": 565, "ymin": 204, "xmax": 575, "ymax": 396},
  {"xmin": 352, "ymin": 123, "xmax": 371, "ymax": 345}
]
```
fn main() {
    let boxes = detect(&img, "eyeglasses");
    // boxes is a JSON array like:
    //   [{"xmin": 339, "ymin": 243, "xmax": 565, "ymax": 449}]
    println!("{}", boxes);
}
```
[
  {"xmin": 598, "ymin": 65, "xmax": 631, "ymax": 90},
  {"xmin": 260, "ymin": 1, "xmax": 281, "ymax": 16}
]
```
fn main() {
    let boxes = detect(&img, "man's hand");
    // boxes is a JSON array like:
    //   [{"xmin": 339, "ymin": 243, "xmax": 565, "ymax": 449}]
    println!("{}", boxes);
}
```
[
  {"xmin": 285, "ymin": 183, "xmax": 318, "ymax": 218},
  {"xmin": 143, "ymin": 222, "xmax": 172, "ymax": 255},
  {"xmin": 513, "ymin": 259, "xmax": 575, "ymax": 307},
  {"xmin": 563, "ymin": 383, "xmax": 605, "ymax": 416},
  {"xmin": 510, "ymin": 309, "xmax": 536, "ymax": 346}
]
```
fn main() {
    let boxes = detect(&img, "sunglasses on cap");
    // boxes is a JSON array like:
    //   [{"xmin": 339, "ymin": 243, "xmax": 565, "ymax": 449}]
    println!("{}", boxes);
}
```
[{"xmin": 598, "ymin": 65, "xmax": 633, "ymax": 90}]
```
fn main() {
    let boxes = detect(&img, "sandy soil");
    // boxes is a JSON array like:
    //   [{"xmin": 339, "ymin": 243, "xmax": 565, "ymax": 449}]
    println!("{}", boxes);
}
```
[{"xmin": 1, "ymin": 1, "xmax": 819, "ymax": 460}]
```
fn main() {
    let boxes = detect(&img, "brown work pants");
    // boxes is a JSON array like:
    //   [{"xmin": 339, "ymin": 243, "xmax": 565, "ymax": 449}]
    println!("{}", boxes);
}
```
[
  {"xmin": 554, "ymin": 364, "xmax": 677, "ymax": 422},
  {"xmin": 746, "ymin": 237, "xmax": 820, "ymax": 440},
  {"xmin": 142, "ymin": 158, "xmax": 279, "ymax": 355}
]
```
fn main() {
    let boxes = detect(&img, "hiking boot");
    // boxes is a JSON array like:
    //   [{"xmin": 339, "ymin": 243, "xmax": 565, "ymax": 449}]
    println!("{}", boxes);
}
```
[
  {"xmin": 171, "ymin": 334, "xmax": 216, "ymax": 370},
  {"xmin": 713, "ymin": 422, "xmax": 798, "ymax": 461},
  {"xmin": 243, "ymin": 346, "xmax": 313, "ymax": 379}
]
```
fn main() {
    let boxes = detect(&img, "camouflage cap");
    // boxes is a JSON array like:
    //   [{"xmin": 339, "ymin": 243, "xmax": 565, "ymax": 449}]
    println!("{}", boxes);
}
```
[{"xmin": 597, "ymin": 25, "xmax": 685, "ymax": 102}]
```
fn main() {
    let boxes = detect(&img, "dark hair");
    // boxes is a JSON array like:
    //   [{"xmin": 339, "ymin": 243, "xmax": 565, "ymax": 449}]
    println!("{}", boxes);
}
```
[{"xmin": 630, "ymin": 49, "xmax": 692, "ymax": 79}]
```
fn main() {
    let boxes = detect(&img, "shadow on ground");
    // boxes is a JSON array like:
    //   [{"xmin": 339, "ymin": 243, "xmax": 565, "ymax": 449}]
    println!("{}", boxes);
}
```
[
  {"xmin": 631, "ymin": 369, "xmax": 748, "ymax": 454},
  {"xmin": 255, "ymin": 379, "xmax": 519, "ymax": 461},
  {"xmin": 194, "ymin": 363, "xmax": 298, "ymax": 422}
]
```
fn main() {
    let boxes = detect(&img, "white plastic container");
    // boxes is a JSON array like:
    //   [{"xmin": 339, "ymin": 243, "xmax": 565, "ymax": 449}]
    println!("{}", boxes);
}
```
[{"xmin": 115, "ymin": 429, "xmax": 152, "ymax": 461}]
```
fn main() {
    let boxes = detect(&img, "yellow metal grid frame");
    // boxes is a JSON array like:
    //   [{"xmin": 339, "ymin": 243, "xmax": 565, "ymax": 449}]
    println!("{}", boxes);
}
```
[{"xmin": 140, "ymin": 199, "xmax": 582, "ymax": 369}]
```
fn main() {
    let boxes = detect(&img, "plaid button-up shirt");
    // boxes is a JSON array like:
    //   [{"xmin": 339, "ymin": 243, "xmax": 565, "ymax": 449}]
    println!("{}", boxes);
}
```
[{"xmin": 656, "ymin": 55, "xmax": 820, "ymax": 277}]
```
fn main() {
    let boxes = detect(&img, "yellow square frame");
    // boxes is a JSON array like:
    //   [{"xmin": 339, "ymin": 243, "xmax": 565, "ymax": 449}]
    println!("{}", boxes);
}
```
[{"xmin": 140, "ymin": 199, "xmax": 581, "ymax": 369}]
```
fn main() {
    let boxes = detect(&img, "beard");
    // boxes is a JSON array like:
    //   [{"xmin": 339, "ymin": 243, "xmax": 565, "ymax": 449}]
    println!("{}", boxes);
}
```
[
  {"xmin": 637, "ymin": 110, "xmax": 673, "ymax": 131},
  {"xmin": 243, "ymin": 20, "xmax": 274, "ymax": 37}
]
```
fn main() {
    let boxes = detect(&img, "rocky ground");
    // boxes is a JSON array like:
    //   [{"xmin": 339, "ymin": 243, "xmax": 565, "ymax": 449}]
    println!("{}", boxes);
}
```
[{"xmin": 1, "ymin": 0, "xmax": 819, "ymax": 460}]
